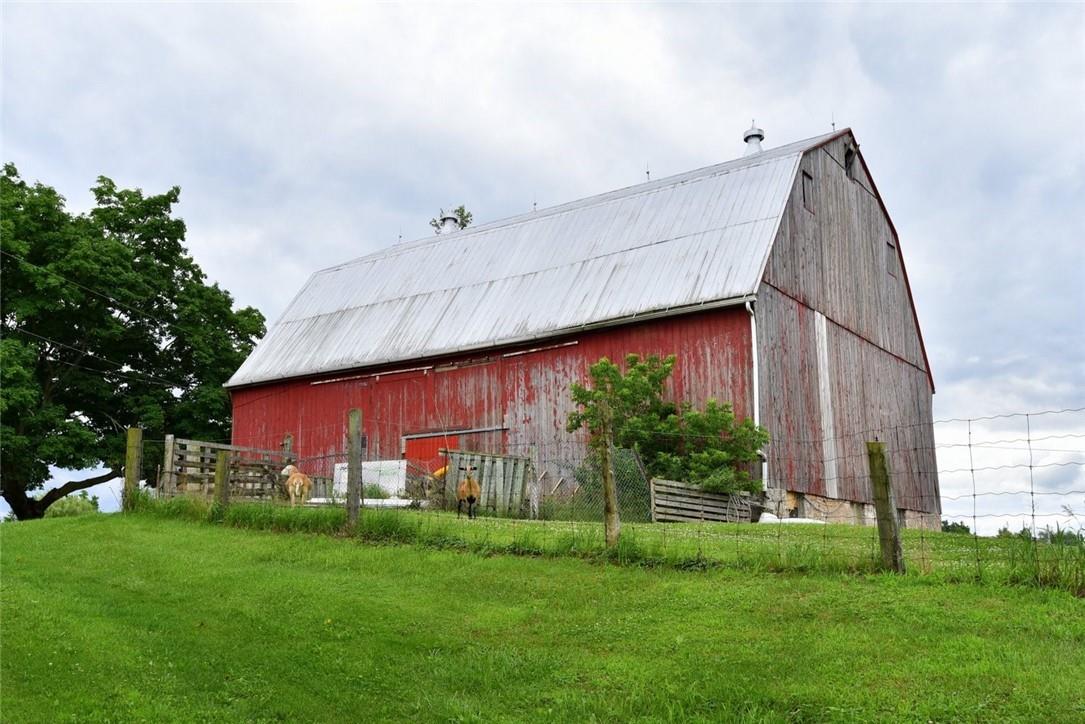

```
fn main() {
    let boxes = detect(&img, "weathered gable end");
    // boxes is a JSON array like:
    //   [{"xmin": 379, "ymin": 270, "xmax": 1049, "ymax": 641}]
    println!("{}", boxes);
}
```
[
  {"xmin": 763, "ymin": 132, "xmax": 929, "ymax": 377},
  {"xmin": 756, "ymin": 130, "xmax": 939, "ymax": 522}
]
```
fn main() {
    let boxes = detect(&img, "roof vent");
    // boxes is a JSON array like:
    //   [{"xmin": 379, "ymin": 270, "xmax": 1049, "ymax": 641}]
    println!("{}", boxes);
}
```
[
  {"xmin": 437, "ymin": 210, "xmax": 460, "ymax": 234},
  {"xmin": 743, "ymin": 122, "xmax": 765, "ymax": 156}
]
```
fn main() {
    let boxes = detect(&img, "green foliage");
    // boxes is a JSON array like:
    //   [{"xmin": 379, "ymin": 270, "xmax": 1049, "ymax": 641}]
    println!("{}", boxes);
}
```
[
  {"xmin": 997, "ymin": 525, "xmax": 1035, "ymax": 541},
  {"xmin": 428, "ymin": 205, "xmax": 473, "ymax": 233},
  {"xmin": 0, "ymin": 164, "xmax": 265, "ymax": 518},
  {"xmin": 363, "ymin": 483, "xmax": 390, "ymax": 499},
  {"xmin": 1038, "ymin": 525, "xmax": 1084, "ymax": 547},
  {"xmin": 941, "ymin": 520, "xmax": 971, "ymax": 534},
  {"xmin": 43, "ymin": 491, "xmax": 99, "ymax": 518},
  {"xmin": 567, "ymin": 354, "xmax": 769, "ymax": 494}
]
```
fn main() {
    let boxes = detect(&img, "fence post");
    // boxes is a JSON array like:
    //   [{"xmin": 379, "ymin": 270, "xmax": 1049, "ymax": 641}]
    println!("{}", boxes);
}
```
[
  {"xmin": 214, "ymin": 450, "xmax": 230, "ymax": 509},
  {"xmin": 347, "ymin": 408, "xmax": 363, "ymax": 526},
  {"xmin": 866, "ymin": 441, "xmax": 905, "ymax": 573},
  {"xmin": 161, "ymin": 434, "xmax": 176, "ymax": 498},
  {"xmin": 123, "ymin": 427, "xmax": 143, "ymax": 511}
]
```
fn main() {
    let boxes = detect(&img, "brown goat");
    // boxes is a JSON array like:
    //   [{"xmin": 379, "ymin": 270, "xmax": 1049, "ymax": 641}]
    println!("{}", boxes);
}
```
[
  {"xmin": 456, "ymin": 465, "xmax": 481, "ymax": 519},
  {"xmin": 280, "ymin": 464, "xmax": 313, "ymax": 507}
]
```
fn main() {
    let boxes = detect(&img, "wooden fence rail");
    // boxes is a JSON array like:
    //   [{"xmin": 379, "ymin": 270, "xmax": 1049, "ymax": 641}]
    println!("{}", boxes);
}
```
[{"xmin": 161, "ymin": 435, "xmax": 308, "ymax": 502}]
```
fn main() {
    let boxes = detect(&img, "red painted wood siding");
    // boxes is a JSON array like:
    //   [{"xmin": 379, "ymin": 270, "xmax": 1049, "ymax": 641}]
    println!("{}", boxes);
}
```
[
  {"xmin": 230, "ymin": 307, "xmax": 753, "ymax": 478},
  {"xmin": 404, "ymin": 435, "xmax": 458, "ymax": 473}
]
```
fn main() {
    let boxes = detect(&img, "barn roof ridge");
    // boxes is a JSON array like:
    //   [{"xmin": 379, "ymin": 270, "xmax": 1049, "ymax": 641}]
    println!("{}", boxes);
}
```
[
  {"xmin": 329, "ymin": 129, "xmax": 846, "ymax": 272},
  {"xmin": 226, "ymin": 129, "xmax": 850, "ymax": 388}
]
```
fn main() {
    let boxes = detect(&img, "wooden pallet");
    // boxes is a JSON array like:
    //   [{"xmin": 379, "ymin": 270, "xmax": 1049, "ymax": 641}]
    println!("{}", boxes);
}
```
[{"xmin": 650, "ymin": 478, "xmax": 753, "ymax": 523}]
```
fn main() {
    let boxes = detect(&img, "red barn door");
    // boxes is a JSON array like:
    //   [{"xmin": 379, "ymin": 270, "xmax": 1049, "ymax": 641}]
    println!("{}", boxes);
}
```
[{"xmin": 403, "ymin": 434, "xmax": 458, "ymax": 473}]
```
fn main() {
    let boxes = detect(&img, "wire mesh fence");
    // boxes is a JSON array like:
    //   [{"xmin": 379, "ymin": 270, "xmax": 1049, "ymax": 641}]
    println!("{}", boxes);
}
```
[{"xmin": 141, "ymin": 406, "xmax": 1085, "ymax": 594}]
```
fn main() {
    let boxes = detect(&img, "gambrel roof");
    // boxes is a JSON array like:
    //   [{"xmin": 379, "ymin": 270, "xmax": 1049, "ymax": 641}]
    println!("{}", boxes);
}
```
[{"xmin": 227, "ymin": 131, "xmax": 846, "ymax": 388}]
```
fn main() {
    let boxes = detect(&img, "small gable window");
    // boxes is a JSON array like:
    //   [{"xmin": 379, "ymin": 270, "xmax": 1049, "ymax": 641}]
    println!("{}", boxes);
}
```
[
  {"xmin": 845, "ymin": 145, "xmax": 857, "ymax": 180},
  {"xmin": 886, "ymin": 238, "xmax": 898, "ymax": 278},
  {"xmin": 802, "ymin": 171, "xmax": 815, "ymax": 213}
]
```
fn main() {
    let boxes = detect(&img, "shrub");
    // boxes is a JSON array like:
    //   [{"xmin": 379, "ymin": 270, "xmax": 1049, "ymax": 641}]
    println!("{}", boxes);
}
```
[
  {"xmin": 363, "ymin": 483, "xmax": 390, "ymax": 499},
  {"xmin": 44, "ymin": 491, "xmax": 100, "ymax": 518},
  {"xmin": 941, "ymin": 520, "xmax": 971, "ymax": 534}
]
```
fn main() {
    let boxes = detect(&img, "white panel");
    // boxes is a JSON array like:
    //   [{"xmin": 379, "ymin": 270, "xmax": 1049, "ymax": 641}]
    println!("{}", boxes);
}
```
[{"xmin": 815, "ymin": 312, "xmax": 838, "ymax": 498}]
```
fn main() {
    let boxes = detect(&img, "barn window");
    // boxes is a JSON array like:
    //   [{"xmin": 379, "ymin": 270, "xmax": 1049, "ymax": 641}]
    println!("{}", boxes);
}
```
[
  {"xmin": 801, "ymin": 171, "xmax": 815, "ymax": 213},
  {"xmin": 844, "ymin": 146, "xmax": 857, "ymax": 180},
  {"xmin": 886, "ymin": 238, "xmax": 898, "ymax": 278}
]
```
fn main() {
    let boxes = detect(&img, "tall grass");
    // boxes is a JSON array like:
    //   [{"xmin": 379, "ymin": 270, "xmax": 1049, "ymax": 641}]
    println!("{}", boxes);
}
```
[{"xmin": 139, "ymin": 498, "xmax": 1085, "ymax": 596}]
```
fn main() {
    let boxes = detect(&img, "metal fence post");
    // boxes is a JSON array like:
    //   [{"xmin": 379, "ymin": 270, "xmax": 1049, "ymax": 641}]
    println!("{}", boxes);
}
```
[
  {"xmin": 867, "ymin": 440, "xmax": 905, "ymax": 573},
  {"xmin": 347, "ymin": 408, "xmax": 363, "ymax": 526}
]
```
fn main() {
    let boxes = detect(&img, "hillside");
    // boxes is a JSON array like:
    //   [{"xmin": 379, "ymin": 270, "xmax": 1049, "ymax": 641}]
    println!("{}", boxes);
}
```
[{"xmin": 2, "ymin": 515, "xmax": 1083, "ymax": 722}]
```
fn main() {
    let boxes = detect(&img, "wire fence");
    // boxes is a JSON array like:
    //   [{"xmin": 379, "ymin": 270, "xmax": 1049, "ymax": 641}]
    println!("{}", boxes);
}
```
[{"xmin": 143, "ymin": 406, "xmax": 1085, "ymax": 595}]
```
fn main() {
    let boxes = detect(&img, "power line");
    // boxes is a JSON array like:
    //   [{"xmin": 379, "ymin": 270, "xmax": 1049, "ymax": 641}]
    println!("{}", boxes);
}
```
[
  {"xmin": 0, "ymin": 246, "xmax": 182, "ymax": 332},
  {"xmin": 6, "ymin": 326, "xmax": 185, "ymax": 388},
  {"xmin": 44, "ymin": 356, "xmax": 177, "ymax": 388}
]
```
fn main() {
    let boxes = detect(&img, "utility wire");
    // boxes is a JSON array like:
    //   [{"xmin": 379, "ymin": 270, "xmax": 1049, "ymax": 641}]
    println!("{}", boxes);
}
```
[
  {"xmin": 44, "ymin": 356, "xmax": 178, "ymax": 388},
  {"xmin": 1, "ymin": 249, "xmax": 179, "ymax": 333},
  {"xmin": 6, "ymin": 326, "xmax": 185, "ymax": 388}
]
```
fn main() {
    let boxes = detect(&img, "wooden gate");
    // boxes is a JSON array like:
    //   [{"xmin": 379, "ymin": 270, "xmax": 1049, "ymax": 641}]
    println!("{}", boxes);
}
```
[
  {"xmin": 159, "ymin": 435, "xmax": 333, "ymax": 501},
  {"xmin": 443, "ymin": 450, "xmax": 535, "ymax": 517}
]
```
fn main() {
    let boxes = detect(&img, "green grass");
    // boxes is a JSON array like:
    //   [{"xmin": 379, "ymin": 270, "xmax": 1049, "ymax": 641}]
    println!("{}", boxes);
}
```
[
  {"xmin": 138, "ymin": 497, "xmax": 1085, "ymax": 595},
  {"xmin": 3, "ymin": 515, "xmax": 1084, "ymax": 722}
]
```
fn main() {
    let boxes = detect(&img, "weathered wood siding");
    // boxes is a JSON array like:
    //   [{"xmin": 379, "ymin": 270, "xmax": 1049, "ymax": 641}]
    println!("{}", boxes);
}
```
[
  {"xmin": 231, "ymin": 307, "xmax": 754, "ymax": 480},
  {"xmin": 757, "ymin": 133, "xmax": 938, "ymax": 513},
  {"xmin": 763, "ymin": 134, "xmax": 928, "ymax": 372}
]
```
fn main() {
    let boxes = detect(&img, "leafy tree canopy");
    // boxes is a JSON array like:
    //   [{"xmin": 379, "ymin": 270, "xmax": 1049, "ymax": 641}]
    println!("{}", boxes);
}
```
[
  {"xmin": 567, "ymin": 354, "xmax": 769, "ymax": 494},
  {"xmin": 1, "ymin": 164, "xmax": 265, "ymax": 519},
  {"xmin": 429, "ymin": 205, "xmax": 473, "ymax": 233}
]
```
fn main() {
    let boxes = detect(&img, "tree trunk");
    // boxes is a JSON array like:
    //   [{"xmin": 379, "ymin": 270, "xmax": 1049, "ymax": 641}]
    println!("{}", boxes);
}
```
[
  {"xmin": 599, "ymin": 438, "xmax": 621, "ymax": 549},
  {"xmin": 1, "ymin": 469, "xmax": 121, "ymax": 520},
  {"xmin": 1, "ymin": 482, "xmax": 42, "ymax": 520}
]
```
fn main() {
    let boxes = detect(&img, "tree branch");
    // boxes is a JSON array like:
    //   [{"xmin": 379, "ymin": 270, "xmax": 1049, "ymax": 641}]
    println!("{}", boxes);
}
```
[{"xmin": 38, "ymin": 469, "xmax": 122, "ymax": 508}]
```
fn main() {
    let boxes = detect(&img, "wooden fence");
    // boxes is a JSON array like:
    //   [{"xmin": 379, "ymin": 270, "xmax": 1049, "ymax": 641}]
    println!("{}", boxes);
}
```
[
  {"xmin": 442, "ymin": 449, "xmax": 535, "ymax": 517},
  {"xmin": 159, "ymin": 435, "xmax": 333, "ymax": 501},
  {"xmin": 649, "ymin": 478, "xmax": 754, "ymax": 523}
]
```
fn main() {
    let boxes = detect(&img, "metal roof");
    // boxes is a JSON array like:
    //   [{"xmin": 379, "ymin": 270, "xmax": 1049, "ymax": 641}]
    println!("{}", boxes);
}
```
[{"xmin": 226, "ymin": 131, "xmax": 841, "ymax": 388}]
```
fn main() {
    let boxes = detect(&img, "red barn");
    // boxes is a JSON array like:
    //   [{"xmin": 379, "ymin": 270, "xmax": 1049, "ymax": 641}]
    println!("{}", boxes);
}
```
[{"xmin": 226, "ymin": 127, "xmax": 939, "ymax": 526}]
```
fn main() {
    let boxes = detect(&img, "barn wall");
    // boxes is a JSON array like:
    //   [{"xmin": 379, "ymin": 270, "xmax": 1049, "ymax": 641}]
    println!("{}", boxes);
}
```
[
  {"xmin": 757, "ymin": 284, "xmax": 938, "ymax": 514},
  {"xmin": 756, "ymin": 133, "xmax": 938, "ymax": 515},
  {"xmin": 763, "ymin": 134, "xmax": 928, "ymax": 372},
  {"xmin": 230, "ymin": 307, "xmax": 753, "ymax": 478}
]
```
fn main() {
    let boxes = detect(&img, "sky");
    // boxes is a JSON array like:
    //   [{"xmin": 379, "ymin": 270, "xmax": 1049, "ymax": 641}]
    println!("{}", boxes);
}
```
[{"xmin": 3, "ymin": 3, "xmax": 1083, "ymax": 529}]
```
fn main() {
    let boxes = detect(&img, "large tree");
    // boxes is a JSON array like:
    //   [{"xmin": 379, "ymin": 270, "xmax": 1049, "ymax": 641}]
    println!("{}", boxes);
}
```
[{"xmin": 0, "ymin": 164, "xmax": 265, "ymax": 519}]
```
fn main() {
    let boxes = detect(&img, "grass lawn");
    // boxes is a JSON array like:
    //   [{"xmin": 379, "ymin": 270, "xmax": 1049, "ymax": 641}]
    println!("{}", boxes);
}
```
[{"xmin": 3, "ymin": 515, "xmax": 1084, "ymax": 722}]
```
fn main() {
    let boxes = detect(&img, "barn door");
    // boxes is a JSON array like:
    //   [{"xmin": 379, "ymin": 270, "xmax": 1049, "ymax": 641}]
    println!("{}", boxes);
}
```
[{"xmin": 403, "ymin": 434, "xmax": 458, "ymax": 473}]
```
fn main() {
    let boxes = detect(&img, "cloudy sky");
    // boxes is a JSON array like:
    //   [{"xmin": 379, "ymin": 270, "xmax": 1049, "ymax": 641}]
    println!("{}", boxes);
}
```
[{"xmin": 4, "ymin": 3, "xmax": 1083, "ymax": 526}]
